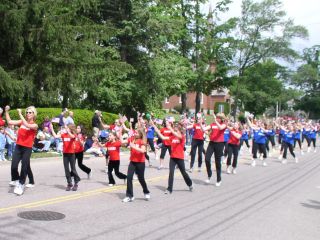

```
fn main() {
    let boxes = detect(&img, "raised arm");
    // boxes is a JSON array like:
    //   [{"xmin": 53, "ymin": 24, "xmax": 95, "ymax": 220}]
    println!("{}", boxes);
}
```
[
  {"xmin": 167, "ymin": 125, "xmax": 182, "ymax": 139},
  {"xmin": 212, "ymin": 113, "xmax": 227, "ymax": 130},
  {"xmin": 5, "ymin": 106, "xmax": 22, "ymax": 126},
  {"xmin": 50, "ymin": 123, "xmax": 61, "ymax": 138},
  {"xmin": 150, "ymin": 121, "xmax": 169, "ymax": 140}
]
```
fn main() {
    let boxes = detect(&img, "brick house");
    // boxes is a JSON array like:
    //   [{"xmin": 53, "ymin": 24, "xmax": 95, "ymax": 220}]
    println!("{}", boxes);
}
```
[{"xmin": 162, "ymin": 88, "xmax": 231, "ymax": 114}]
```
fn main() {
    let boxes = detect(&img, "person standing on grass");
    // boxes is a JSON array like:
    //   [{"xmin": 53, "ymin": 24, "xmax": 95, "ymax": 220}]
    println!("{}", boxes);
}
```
[
  {"xmin": 105, "ymin": 131, "xmax": 127, "ymax": 186},
  {"xmin": 152, "ymin": 120, "xmax": 193, "ymax": 194},
  {"xmin": 50, "ymin": 123, "xmax": 80, "ymax": 191},
  {"xmin": 74, "ymin": 125, "xmax": 92, "ymax": 179},
  {"xmin": 5, "ymin": 106, "xmax": 38, "ymax": 196},
  {"xmin": 121, "ymin": 128, "xmax": 150, "ymax": 203}
]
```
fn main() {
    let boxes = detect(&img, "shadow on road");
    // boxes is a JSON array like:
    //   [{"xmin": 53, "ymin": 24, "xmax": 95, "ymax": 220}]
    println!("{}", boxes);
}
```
[{"xmin": 301, "ymin": 200, "xmax": 320, "ymax": 210}]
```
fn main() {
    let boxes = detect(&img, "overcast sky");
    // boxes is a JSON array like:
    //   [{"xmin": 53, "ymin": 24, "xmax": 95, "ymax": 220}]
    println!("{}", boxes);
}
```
[{"xmin": 207, "ymin": 0, "xmax": 320, "ymax": 52}]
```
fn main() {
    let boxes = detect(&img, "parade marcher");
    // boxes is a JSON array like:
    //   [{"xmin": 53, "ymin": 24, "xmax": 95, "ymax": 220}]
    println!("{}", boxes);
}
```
[
  {"xmin": 152, "ymin": 120, "xmax": 193, "ymax": 194},
  {"xmin": 5, "ymin": 106, "xmax": 38, "ymax": 195},
  {"xmin": 277, "ymin": 123, "xmax": 298, "ymax": 164},
  {"xmin": 226, "ymin": 122, "xmax": 242, "ymax": 174},
  {"xmin": 158, "ymin": 119, "xmax": 173, "ymax": 170},
  {"xmin": 50, "ymin": 123, "xmax": 81, "ymax": 191},
  {"xmin": 201, "ymin": 112, "xmax": 227, "ymax": 186}
]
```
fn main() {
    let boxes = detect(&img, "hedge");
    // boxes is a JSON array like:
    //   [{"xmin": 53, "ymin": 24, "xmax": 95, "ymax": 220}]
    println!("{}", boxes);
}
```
[
  {"xmin": 214, "ymin": 102, "xmax": 230, "ymax": 115},
  {"xmin": 5, "ymin": 108, "xmax": 118, "ymax": 134}
]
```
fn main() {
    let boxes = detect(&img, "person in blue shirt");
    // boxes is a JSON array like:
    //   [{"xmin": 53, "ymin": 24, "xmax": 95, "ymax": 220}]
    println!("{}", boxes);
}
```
[
  {"xmin": 0, "ymin": 126, "xmax": 7, "ymax": 161},
  {"xmin": 308, "ymin": 124, "xmax": 317, "ymax": 153},
  {"xmin": 145, "ymin": 122, "xmax": 158, "ymax": 165},
  {"xmin": 293, "ymin": 124, "xmax": 303, "ymax": 155},
  {"xmin": 265, "ymin": 123, "xmax": 276, "ymax": 154},
  {"xmin": 247, "ymin": 117, "xmax": 268, "ymax": 167},
  {"xmin": 239, "ymin": 124, "xmax": 250, "ymax": 152},
  {"xmin": 223, "ymin": 128, "xmax": 230, "ymax": 161},
  {"xmin": 279, "ymin": 124, "xmax": 297, "ymax": 164}
]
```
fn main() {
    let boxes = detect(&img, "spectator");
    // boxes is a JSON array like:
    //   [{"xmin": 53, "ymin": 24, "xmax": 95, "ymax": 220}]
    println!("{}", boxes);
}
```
[
  {"xmin": 36, "ymin": 127, "xmax": 52, "ymax": 152},
  {"xmin": 58, "ymin": 108, "xmax": 68, "ymax": 127},
  {"xmin": 5, "ymin": 124, "xmax": 16, "ymax": 161},
  {"xmin": 85, "ymin": 136, "xmax": 104, "ymax": 156},
  {"xmin": 0, "ymin": 126, "xmax": 7, "ymax": 161},
  {"xmin": 65, "ymin": 111, "xmax": 74, "ymax": 125},
  {"xmin": 42, "ymin": 116, "xmax": 52, "ymax": 134},
  {"xmin": 92, "ymin": 110, "xmax": 102, "ymax": 137}
]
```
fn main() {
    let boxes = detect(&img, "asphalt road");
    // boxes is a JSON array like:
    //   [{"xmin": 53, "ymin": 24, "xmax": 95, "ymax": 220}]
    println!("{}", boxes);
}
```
[{"xmin": 0, "ymin": 144, "xmax": 319, "ymax": 240}]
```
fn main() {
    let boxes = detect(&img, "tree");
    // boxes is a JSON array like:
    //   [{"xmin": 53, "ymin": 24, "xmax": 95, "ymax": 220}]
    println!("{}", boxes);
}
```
[{"xmin": 231, "ymin": 0, "xmax": 308, "ymax": 117}]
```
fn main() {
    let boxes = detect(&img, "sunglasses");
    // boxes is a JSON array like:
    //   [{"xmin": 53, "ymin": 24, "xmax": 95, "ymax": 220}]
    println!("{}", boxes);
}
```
[{"xmin": 26, "ymin": 111, "xmax": 33, "ymax": 114}]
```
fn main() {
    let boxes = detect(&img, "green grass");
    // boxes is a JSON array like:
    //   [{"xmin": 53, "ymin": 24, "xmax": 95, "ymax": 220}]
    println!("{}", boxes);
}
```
[
  {"xmin": 31, "ymin": 152, "xmax": 61, "ymax": 159},
  {"xmin": 166, "ymin": 113, "xmax": 214, "ymax": 125}
]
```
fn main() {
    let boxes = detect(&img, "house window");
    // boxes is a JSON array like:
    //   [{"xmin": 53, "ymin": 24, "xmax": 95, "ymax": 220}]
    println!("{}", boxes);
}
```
[
  {"xmin": 201, "ymin": 93, "xmax": 204, "ymax": 105},
  {"xmin": 165, "ymin": 97, "xmax": 169, "ymax": 104},
  {"xmin": 218, "ymin": 104, "xmax": 224, "ymax": 113}
]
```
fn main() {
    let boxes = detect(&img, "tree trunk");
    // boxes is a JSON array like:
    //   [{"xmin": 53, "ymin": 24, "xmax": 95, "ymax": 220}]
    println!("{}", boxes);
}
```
[
  {"xmin": 181, "ymin": 93, "xmax": 187, "ymax": 113},
  {"xmin": 195, "ymin": 91, "xmax": 201, "ymax": 113}
]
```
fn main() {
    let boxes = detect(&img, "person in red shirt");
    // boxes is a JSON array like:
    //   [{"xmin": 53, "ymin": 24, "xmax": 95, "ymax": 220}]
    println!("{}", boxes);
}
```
[
  {"xmin": 74, "ymin": 125, "xmax": 92, "ymax": 179},
  {"xmin": 226, "ymin": 122, "xmax": 242, "ymax": 174},
  {"xmin": 152, "ymin": 121, "xmax": 193, "ymax": 194},
  {"xmin": 158, "ymin": 119, "xmax": 173, "ymax": 170},
  {"xmin": 201, "ymin": 112, "xmax": 227, "ymax": 187},
  {"xmin": 121, "ymin": 128, "xmax": 150, "ymax": 202},
  {"xmin": 0, "ymin": 107, "xmax": 5, "ymax": 126},
  {"xmin": 105, "ymin": 131, "xmax": 127, "ymax": 186},
  {"xmin": 187, "ymin": 114, "xmax": 205, "ymax": 172},
  {"xmin": 51, "ymin": 123, "xmax": 80, "ymax": 191},
  {"xmin": 5, "ymin": 106, "xmax": 38, "ymax": 196}
]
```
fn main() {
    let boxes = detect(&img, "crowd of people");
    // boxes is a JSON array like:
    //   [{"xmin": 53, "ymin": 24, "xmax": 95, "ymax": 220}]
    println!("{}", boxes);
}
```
[{"xmin": 0, "ymin": 105, "xmax": 318, "ymax": 203}]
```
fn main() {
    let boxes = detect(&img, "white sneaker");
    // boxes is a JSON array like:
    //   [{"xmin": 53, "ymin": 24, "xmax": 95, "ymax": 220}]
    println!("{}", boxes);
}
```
[
  {"xmin": 157, "ymin": 165, "xmax": 163, "ymax": 170},
  {"xmin": 232, "ymin": 168, "xmax": 237, "ymax": 174},
  {"xmin": 278, "ymin": 155, "xmax": 283, "ymax": 160},
  {"xmin": 308, "ymin": 147, "xmax": 311, "ymax": 153},
  {"xmin": 9, "ymin": 180, "xmax": 19, "ymax": 187},
  {"xmin": 14, "ymin": 184, "xmax": 25, "ymax": 196},
  {"xmin": 133, "ymin": 175, "xmax": 138, "ymax": 180},
  {"xmin": 205, "ymin": 178, "xmax": 211, "ymax": 184},
  {"xmin": 108, "ymin": 184, "xmax": 114, "ymax": 187},
  {"xmin": 281, "ymin": 159, "xmax": 287, "ymax": 164},
  {"xmin": 295, "ymin": 157, "xmax": 299, "ymax": 163},
  {"xmin": 262, "ymin": 161, "xmax": 267, "ymax": 167},
  {"xmin": 144, "ymin": 194, "xmax": 151, "ymax": 201},
  {"xmin": 215, "ymin": 181, "xmax": 222, "ymax": 187},
  {"xmin": 251, "ymin": 160, "xmax": 256, "ymax": 167},
  {"xmin": 314, "ymin": 149, "xmax": 317, "ymax": 153},
  {"xmin": 189, "ymin": 185, "xmax": 194, "ymax": 192},
  {"xmin": 226, "ymin": 166, "xmax": 231, "ymax": 174},
  {"xmin": 122, "ymin": 197, "xmax": 134, "ymax": 203},
  {"xmin": 301, "ymin": 150, "xmax": 304, "ymax": 155},
  {"xmin": 25, "ymin": 183, "xmax": 35, "ymax": 188},
  {"xmin": 222, "ymin": 156, "xmax": 226, "ymax": 164}
]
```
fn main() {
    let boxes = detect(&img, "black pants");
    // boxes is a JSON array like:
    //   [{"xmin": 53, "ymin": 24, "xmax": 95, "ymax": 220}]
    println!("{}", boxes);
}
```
[
  {"xmin": 205, "ymin": 141, "xmax": 224, "ymax": 182},
  {"xmin": 294, "ymin": 139, "xmax": 301, "ymax": 149},
  {"xmin": 308, "ymin": 138, "xmax": 316, "ymax": 148},
  {"xmin": 252, "ymin": 142, "xmax": 267, "ymax": 159},
  {"xmin": 168, "ymin": 158, "xmax": 192, "ymax": 192},
  {"xmin": 63, "ymin": 153, "xmax": 80, "ymax": 185},
  {"xmin": 160, "ymin": 145, "xmax": 171, "ymax": 159},
  {"xmin": 266, "ymin": 135, "xmax": 275, "ymax": 151},
  {"xmin": 147, "ymin": 138, "xmax": 155, "ymax": 152},
  {"xmin": 126, "ymin": 161, "xmax": 150, "ymax": 198},
  {"xmin": 283, "ymin": 142, "xmax": 295, "ymax": 159},
  {"xmin": 239, "ymin": 139, "xmax": 250, "ymax": 149},
  {"xmin": 302, "ymin": 134, "xmax": 307, "ymax": 143},
  {"xmin": 278, "ymin": 134, "xmax": 283, "ymax": 144},
  {"xmin": 75, "ymin": 151, "xmax": 91, "ymax": 174},
  {"xmin": 227, "ymin": 144, "xmax": 239, "ymax": 168},
  {"xmin": 190, "ymin": 139, "xmax": 204, "ymax": 169},
  {"xmin": 223, "ymin": 142, "xmax": 228, "ymax": 157},
  {"xmin": 11, "ymin": 145, "xmax": 34, "ymax": 185},
  {"xmin": 108, "ymin": 160, "xmax": 127, "ymax": 184}
]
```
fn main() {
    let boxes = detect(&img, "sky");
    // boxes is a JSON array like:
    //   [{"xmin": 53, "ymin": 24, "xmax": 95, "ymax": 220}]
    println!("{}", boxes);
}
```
[{"xmin": 207, "ymin": 0, "xmax": 320, "ymax": 52}]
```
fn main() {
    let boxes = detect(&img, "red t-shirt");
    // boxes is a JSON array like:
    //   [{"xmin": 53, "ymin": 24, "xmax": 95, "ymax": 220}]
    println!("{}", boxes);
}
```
[
  {"xmin": 105, "ymin": 141, "xmax": 121, "ymax": 161},
  {"xmin": 170, "ymin": 135, "xmax": 185, "ymax": 160},
  {"xmin": 192, "ymin": 123, "xmax": 204, "ymax": 140},
  {"xmin": 16, "ymin": 124, "xmax": 37, "ymax": 148},
  {"xmin": 160, "ymin": 127, "xmax": 172, "ymax": 146},
  {"xmin": 209, "ymin": 123, "xmax": 226, "ymax": 142},
  {"xmin": 61, "ymin": 133, "xmax": 75, "ymax": 153},
  {"xmin": 228, "ymin": 130, "xmax": 241, "ymax": 145},
  {"xmin": 0, "ymin": 116, "xmax": 5, "ymax": 126},
  {"xmin": 129, "ymin": 138, "xmax": 145, "ymax": 162},
  {"xmin": 74, "ymin": 134, "xmax": 85, "ymax": 153}
]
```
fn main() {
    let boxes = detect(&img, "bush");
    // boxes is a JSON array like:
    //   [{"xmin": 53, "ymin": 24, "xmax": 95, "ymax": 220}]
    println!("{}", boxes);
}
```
[{"xmin": 6, "ymin": 108, "xmax": 118, "ymax": 134}]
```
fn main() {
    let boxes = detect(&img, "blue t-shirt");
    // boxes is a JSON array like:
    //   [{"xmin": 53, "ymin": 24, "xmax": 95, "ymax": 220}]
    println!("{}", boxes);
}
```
[
  {"xmin": 283, "ymin": 131, "xmax": 294, "ymax": 145},
  {"xmin": 253, "ymin": 129, "xmax": 266, "ymax": 144},
  {"xmin": 279, "ymin": 129, "xmax": 285, "ymax": 136},
  {"xmin": 294, "ymin": 130, "xmax": 301, "ymax": 140},
  {"xmin": 266, "ymin": 129, "xmax": 275, "ymax": 137},
  {"xmin": 147, "ymin": 126, "xmax": 155, "ymax": 139},
  {"xmin": 241, "ymin": 130, "xmax": 249, "ymax": 140},
  {"xmin": 224, "ymin": 129, "xmax": 230, "ymax": 142},
  {"xmin": 309, "ymin": 130, "xmax": 317, "ymax": 139}
]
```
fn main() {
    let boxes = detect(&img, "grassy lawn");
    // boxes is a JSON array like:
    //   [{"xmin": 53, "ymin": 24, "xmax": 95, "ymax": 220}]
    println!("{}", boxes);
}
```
[
  {"xmin": 31, "ymin": 152, "xmax": 61, "ymax": 159},
  {"xmin": 166, "ymin": 113, "xmax": 214, "ymax": 125}
]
